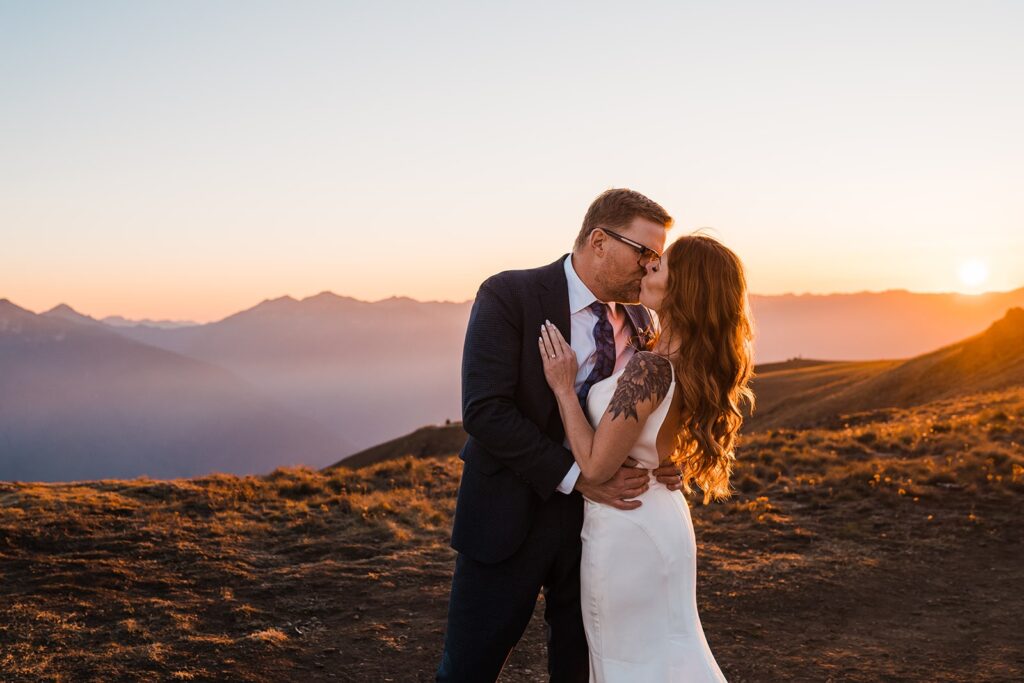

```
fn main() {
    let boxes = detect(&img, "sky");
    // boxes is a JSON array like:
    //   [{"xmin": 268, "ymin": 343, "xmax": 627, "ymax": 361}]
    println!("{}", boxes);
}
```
[{"xmin": 2, "ymin": 1, "xmax": 1021, "ymax": 323}]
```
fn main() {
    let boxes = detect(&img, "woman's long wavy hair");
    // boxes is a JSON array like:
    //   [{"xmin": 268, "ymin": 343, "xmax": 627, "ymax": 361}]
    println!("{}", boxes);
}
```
[{"xmin": 649, "ymin": 233, "xmax": 756, "ymax": 504}]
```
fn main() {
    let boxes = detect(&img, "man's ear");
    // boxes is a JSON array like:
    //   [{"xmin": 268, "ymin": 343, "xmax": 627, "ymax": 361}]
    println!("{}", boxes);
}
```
[{"xmin": 588, "ymin": 228, "xmax": 606, "ymax": 256}]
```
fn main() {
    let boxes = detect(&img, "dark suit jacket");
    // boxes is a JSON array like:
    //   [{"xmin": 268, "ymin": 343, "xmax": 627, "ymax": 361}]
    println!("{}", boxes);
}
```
[{"xmin": 450, "ymin": 253, "xmax": 657, "ymax": 564}]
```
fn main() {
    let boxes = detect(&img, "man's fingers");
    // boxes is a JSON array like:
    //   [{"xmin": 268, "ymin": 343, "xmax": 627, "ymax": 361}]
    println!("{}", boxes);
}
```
[
  {"xmin": 619, "ymin": 468, "xmax": 649, "ymax": 484},
  {"xmin": 620, "ymin": 484, "xmax": 648, "ymax": 498},
  {"xmin": 623, "ymin": 456, "xmax": 639, "ymax": 466},
  {"xmin": 654, "ymin": 476, "xmax": 682, "ymax": 489}
]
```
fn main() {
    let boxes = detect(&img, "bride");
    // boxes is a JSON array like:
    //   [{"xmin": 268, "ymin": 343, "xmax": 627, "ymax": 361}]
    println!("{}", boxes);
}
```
[{"xmin": 538, "ymin": 233, "xmax": 755, "ymax": 682}]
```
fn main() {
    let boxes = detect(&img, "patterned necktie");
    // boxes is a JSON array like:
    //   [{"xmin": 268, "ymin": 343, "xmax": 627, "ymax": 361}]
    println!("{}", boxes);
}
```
[{"xmin": 576, "ymin": 301, "xmax": 616, "ymax": 410}]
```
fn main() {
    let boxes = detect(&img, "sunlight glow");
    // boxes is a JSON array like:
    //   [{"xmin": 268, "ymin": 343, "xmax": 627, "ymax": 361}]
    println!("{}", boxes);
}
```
[{"xmin": 957, "ymin": 259, "xmax": 989, "ymax": 291}]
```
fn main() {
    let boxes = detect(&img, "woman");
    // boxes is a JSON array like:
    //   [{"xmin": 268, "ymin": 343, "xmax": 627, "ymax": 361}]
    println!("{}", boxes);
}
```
[{"xmin": 538, "ymin": 233, "xmax": 755, "ymax": 682}]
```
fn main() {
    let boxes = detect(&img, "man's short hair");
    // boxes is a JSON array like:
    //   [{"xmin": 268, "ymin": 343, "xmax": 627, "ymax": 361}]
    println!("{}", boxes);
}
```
[{"xmin": 575, "ymin": 188, "xmax": 673, "ymax": 250}]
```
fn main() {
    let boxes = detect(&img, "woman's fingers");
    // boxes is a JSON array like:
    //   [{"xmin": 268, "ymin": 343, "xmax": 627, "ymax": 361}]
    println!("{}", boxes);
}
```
[
  {"xmin": 543, "ymin": 321, "xmax": 566, "ymax": 353},
  {"xmin": 538, "ymin": 334, "xmax": 551, "ymax": 361},
  {"xmin": 553, "ymin": 323, "xmax": 570, "ymax": 355},
  {"xmin": 553, "ymin": 323, "xmax": 572, "ymax": 362},
  {"xmin": 540, "ymin": 324, "xmax": 557, "ymax": 359},
  {"xmin": 540, "ymin": 320, "xmax": 574, "ymax": 364}
]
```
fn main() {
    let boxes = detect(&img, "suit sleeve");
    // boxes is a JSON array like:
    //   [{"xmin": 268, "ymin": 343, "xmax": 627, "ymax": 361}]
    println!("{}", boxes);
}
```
[{"xmin": 460, "ymin": 278, "xmax": 576, "ymax": 500}]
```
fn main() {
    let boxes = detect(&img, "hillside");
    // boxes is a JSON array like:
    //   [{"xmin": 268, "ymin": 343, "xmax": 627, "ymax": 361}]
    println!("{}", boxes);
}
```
[
  {"xmin": 334, "ymin": 423, "xmax": 468, "ymax": 469},
  {"xmin": 1, "ymin": 386, "xmax": 1021, "ymax": 681},
  {"xmin": 326, "ymin": 361, "xmax": 844, "ymax": 470},
  {"xmin": 747, "ymin": 307, "xmax": 1024, "ymax": 432}
]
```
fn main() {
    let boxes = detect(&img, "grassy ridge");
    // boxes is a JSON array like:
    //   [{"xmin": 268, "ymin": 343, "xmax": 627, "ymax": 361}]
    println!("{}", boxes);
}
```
[{"xmin": 1, "ymin": 387, "xmax": 1022, "ymax": 681}]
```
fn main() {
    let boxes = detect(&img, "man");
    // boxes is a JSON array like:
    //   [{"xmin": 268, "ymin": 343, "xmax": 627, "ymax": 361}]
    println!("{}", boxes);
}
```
[{"xmin": 436, "ymin": 189, "xmax": 683, "ymax": 682}]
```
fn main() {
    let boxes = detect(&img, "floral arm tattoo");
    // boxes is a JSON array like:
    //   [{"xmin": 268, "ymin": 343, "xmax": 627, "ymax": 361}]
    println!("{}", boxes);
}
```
[{"xmin": 607, "ymin": 352, "xmax": 673, "ymax": 421}]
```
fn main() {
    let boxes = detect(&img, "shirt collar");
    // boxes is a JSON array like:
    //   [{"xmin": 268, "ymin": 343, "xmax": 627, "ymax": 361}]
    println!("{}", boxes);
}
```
[
  {"xmin": 564, "ymin": 253, "xmax": 620, "ymax": 316},
  {"xmin": 563, "ymin": 253, "xmax": 597, "ymax": 314}
]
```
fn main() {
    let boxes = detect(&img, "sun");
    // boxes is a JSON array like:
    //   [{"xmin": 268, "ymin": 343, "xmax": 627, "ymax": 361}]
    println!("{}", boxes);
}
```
[{"xmin": 957, "ymin": 259, "xmax": 989, "ymax": 291}]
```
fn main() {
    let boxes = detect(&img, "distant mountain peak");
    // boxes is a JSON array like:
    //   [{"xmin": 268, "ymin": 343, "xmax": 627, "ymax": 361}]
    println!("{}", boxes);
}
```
[
  {"xmin": 232, "ymin": 292, "xmax": 477, "ymax": 317},
  {"xmin": 301, "ymin": 291, "xmax": 360, "ymax": 304},
  {"xmin": 42, "ymin": 303, "xmax": 101, "ymax": 326},
  {"xmin": 219, "ymin": 294, "xmax": 302, "ymax": 322},
  {"xmin": 46, "ymin": 303, "xmax": 82, "ymax": 315},
  {"xmin": 249, "ymin": 295, "xmax": 298, "ymax": 310},
  {"xmin": 0, "ymin": 298, "xmax": 35, "ymax": 317}
]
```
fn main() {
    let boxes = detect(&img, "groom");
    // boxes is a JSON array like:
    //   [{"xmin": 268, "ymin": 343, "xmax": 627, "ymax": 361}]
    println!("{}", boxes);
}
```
[{"xmin": 436, "ymin": 188, "xmax": 683, "ymax": 682}]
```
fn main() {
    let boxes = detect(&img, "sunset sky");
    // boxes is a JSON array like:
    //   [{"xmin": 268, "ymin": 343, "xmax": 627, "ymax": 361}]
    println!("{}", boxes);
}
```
[{"xmin": 2, "ymin": 1, "xmax": 1021, "ymax": 323}]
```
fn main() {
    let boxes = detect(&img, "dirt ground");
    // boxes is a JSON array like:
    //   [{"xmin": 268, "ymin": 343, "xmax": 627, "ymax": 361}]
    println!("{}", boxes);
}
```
[
  {"xmin": 340, "ymin": 480, "xmax": 1024, "ymax": 683},
  {"xmin": 2, "ymin": 390, "xmax": 1023, "ymax": 681}
]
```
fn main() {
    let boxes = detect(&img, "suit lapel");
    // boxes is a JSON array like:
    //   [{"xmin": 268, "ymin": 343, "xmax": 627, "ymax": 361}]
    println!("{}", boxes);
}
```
[
  {"xmin": 537, "ymin": 254, "xmax": 572, "ymax": 426},
  {"xmin": 538, "ymin": 254, "xmax": 572, "ymax": 346}
]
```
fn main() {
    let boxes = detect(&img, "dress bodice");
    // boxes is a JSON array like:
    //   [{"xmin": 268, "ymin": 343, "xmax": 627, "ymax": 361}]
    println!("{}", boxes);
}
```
[
  {"xmin": 584, "ymin": 356, "xmax": 676, "ymax": 470},
  {"xmin": 578, "ymin": 355, "xmax": 727, "ymax": 682}
]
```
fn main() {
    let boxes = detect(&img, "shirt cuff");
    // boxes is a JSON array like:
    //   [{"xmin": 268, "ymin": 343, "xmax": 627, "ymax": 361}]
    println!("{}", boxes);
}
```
[{"xmin": 556, "ymin": 462, "xmax": 581, "ymax": 494}]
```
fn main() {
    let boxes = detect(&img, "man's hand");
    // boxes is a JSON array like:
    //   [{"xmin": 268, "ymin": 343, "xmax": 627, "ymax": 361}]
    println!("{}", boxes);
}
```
[
  {"xmin": 653, "ymin": 457, "xmax": 683, "ymax": 491},
  {"xmin": 574, "ymin": 457, "xmax": 650, "ymax": 510}
]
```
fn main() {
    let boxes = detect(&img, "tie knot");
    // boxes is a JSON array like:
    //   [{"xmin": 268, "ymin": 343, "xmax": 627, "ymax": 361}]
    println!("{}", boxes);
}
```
[{"xmin": 588, "ymin": 301, "xmax": 608, "ymax": 319}]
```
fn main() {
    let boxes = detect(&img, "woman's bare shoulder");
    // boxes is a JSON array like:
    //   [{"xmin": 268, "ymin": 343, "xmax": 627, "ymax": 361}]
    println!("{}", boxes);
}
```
[{"xmin": 608, "ymin": 352, "xmax": 674, "ymax": 421}]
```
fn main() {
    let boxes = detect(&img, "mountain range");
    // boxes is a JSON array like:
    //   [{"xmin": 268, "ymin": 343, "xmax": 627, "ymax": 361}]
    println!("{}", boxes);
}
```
[
  {"xmin": 0, "ymin": 299, "xmax": 351, "ymax": 481},
  {"xmin": 747, "ymin": 287, "xmax": 1024, "ymax": 361},
  {"xmin": 106, "ymin": 292, "xmax": 471, "ymax": 454},
  {"xmin": 3, "ymin": 284, "xmax": 1023, "ymax": 480}
]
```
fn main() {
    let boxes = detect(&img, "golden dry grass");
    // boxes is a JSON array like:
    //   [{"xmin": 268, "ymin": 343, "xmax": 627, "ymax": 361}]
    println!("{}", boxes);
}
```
[{"xmin": 1, "ymin": 387, "xmax": 1022, "ymax": 681}]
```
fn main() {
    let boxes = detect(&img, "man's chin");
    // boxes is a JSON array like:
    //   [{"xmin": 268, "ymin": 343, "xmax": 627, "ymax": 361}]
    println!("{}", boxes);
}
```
[{"xmin": 613, "ymin": 287, "xmax": 642, "ymax": 304}]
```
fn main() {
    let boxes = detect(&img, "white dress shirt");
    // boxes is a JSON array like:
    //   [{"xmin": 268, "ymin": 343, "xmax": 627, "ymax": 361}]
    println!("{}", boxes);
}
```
[{"xmin": 555, "ymin": 254, "xmax": 638, "ymax": 494}]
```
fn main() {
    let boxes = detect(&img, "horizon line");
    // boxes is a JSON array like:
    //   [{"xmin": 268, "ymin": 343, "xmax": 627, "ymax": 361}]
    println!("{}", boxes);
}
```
[{"xmin": 5, "ymin": 281, "xmax": 1024, "ymax": 325}]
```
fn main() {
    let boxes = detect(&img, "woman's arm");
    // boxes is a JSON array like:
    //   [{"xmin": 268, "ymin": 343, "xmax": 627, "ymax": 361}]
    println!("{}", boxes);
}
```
[{"xmin": 540, "ymin": 321, "xmax": 674, "ymax": 483}]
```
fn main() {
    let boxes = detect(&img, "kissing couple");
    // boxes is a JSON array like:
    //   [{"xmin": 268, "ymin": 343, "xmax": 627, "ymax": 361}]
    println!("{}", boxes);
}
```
[{"xmin": 436, "ymin": 188, "xmax": 756, "ymax": 682}]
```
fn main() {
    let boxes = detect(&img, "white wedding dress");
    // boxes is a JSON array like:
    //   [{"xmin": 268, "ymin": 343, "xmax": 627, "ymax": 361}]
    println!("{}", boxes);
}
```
[{"xmin": 580, "ymin": 363, "xmax": 728, "ymax": 682}]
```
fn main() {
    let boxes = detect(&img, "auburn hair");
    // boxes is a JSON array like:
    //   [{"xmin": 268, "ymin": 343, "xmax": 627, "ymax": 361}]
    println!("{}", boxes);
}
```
[
  {"xmin": 653, "ymin": 232, "xmax": 756, "ymax": 503},
  {"xmin": 575, "ymin": 188, "xmax": 673, "ymax": 250}
]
